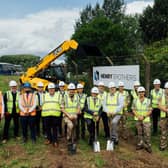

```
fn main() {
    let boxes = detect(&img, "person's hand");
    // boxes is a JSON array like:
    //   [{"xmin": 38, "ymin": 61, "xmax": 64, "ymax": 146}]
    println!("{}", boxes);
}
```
[
  {"xmin": 138, "ymin": 116, "xmax": 144, "ymax": 121},
  {"xmin": 93, "ymin": 112, "xmax": 98, "ymax": 116}
]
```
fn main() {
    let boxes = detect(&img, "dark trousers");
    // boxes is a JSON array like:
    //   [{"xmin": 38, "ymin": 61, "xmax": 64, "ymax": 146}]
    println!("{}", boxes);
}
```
[
  {"xmin": 85, "ymin": 118, "xmax": 99, "ymax": 144},
  {"xmin": 43, "ymin": 116, "xmax": 59, "ymax": 143},
  {"xmin": 76, "ymin": 113, "xmax": 85, "ymax": 139},
  {"xmin": 20, "ymin": 116, "xmax": 36, "ymax": 141},
  {"xmin": 3, "ymin": 113, "xmax": 19, "ymax": 140},
  {"xmin": 152, "ymin": 108, "xmax": 160, "ymax": 134},
  {"xmin": 36, "ymin": 110, "xmax": 41, "ymax": 136},
  {"xmin": 101, "ymin": 111, "xmax": 110, "ymax": 138}
]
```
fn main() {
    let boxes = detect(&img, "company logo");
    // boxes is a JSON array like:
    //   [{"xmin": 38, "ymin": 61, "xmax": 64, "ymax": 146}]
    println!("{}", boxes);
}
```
[{"xmin": 94, "ymin": 70, "xmax": 99, "ymax": 81}]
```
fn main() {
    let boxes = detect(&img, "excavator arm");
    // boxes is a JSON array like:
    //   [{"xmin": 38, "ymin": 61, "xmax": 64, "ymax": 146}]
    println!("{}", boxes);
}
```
[{"xmin": 20, "ymin": 40, "xmax": 78, "ymax": 89}]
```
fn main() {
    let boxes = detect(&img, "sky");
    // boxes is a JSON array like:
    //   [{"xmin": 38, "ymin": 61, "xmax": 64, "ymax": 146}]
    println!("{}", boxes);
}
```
[{"xmin": 0, "ymin": 0, "xmax": 154, "ymax": 63}]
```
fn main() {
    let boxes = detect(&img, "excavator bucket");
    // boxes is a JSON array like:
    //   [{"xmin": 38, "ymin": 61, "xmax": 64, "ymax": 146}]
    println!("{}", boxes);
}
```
[{"xmin": 75, "ymin": 43, "xmax": 104, "ymax": 58}]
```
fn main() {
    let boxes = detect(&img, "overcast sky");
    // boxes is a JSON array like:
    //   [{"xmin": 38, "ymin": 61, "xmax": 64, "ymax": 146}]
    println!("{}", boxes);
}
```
[{"xmin": 0, "ymin": 0, "xmax": 154, "ymax": 63}]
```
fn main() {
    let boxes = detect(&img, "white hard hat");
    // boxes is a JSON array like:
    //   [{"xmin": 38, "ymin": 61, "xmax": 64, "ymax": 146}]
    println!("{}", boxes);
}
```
[
  {"xmin": 68, "ymin": 83, "xmax": 76, "ymax": 90},
  {"xmin": 59, "ymin": 81, "xmax": 65, "ymax": 87},
  {"xmin": 137, "ymin": 86, "xmax": 145, "ymax": 92},
  {"xmin": 37, "ymin": 82, "xmax": 44, "ymax": 87},
  {"xmin": 48, "ymin": 83, "xmax": 55, "ymax": 89},
  {"xmin": 118, "ymin": 81, "xmax": 124, "ymax": 87},
  {"xmin": 153, "ymin": 79, "xmax": 161, "ymax": 85},
  {"xmin": 91, "ymin": 87, "xmax": 99, "ymax": 94},
  {"xmin": 134, "ymin": 81, "xmax": 140, "ymax": 86},
  {"xmin": 9, "ymin": 80, "xmax": 17, "ymax": 87},
  {"xmin": 98, "ymin": 81, "xmax": 105, "ymax": 86},
  {"xmin": 164, "ymin": 82, "xmax": 168, "ymax": 89},
  {"xmin": 108, "ymin": 82, "xmax": 116, "ymax": 88},
  {"xmin": 77, "ymin": 83, "xmax": 84, "ymax": 89}
]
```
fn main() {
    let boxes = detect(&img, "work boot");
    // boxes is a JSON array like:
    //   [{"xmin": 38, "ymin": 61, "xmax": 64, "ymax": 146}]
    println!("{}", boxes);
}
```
[
  {"xmin": 145, "ymin": 147, "xmax": 152, "ymax": 153},
  {"xmin": 159, "ymin": 147, "xmax": 165, "ymax": 151},
  {"xmin": 136, "ymin": 145, "xmax": 143, "ymax": 150},
  {"xmin": 44, "ymin": 140, "xmax": 51, "ymax": 145}
]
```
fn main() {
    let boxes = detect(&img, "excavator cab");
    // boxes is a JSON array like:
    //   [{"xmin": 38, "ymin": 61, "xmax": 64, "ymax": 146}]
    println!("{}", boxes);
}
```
[{"xmin": 36, "ymin": 64, "xmax": 65, "ymax": 83}]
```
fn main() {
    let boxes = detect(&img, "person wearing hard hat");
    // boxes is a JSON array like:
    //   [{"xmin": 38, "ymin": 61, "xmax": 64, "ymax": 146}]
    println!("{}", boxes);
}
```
[
  {"xmin": 103, "ymin": 82, "xmax": 124, "ymax": 146},
  {"xmin": 61, "ymin": 83, "xmax": 80, "ymax": 143},
  {"xmin": 2, "ymin": 80, "xmax": 20, "ymax": 144},
  {"xmin": 117, "ymin": 81, "xmax": 130, "ymax": 140},
  {"xmin": 158, "ymin": 82, "xmax": 168, "ymax": 151},
  {"xmin": 132, "ymin": 86, "xmax": 152, "ymax": 153},
  {"xmin": 97, "ymin": 81, "xmax": 109, "ymax": 138},
  {"xmin": 19, "ymin": 82, "xmax": 37, "ymax": 143},
  {"xmin": 150, "ymin": 79, "xmax": 164, "ymax": 135},
  {"xmin": 131, "ymin": 81, "xmax": 140, "ymax": 100},
  {"xmin": 42, "ymin": 83, "xmax": 61, "ymax": 147},
  {"xmin": 57, "ymin": 81, "xmax": 67, "ymax": 138},
  {"xmin": 83, "ymin": 87, "xmax": 102, "ymax": 145},
  {"xmin": 76, "ymin": 83, "xmax": 87, "ymax": 140},
  {"xmin": 35, "ymin": 81, "xmax": 45, "ymax": 137}
]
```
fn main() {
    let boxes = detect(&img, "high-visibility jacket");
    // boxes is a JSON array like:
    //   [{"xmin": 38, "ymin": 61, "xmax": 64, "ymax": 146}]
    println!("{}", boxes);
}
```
[
  {"xmin": 35, "ymin": 91, "xmax": 45, "ymax": 107},
  {"xmin": 150, "ymin": 88, "xmax": 164, "ymax": 108},
  {"xmin": 98, "ymin": 91, "xmax": 107, "ymax": 103},
  {"xmin": 64, "ymin": 94, "xmax": 79, "ymax": 115},
  {"xmin": 104, "ymin": 92, "xmax": 123, "ymax": 115},
  {"xmin": 42, "ymin": 92, "xmax": 61, "ymax": 117},
  {"xmin": 133, "ymin": 97, "xmax": 151, "ymax": 122},
  {"xmin": 117, "ymin": 90, "xmax": 129, "ymax": 111},
  {"xmin": 6, "ymin": 90, "xmax": 20, "ymax": 113},
  {"xmin": 160, "ymin": 94, "xmax": 168, "ymax": 118},
  {"xmin": 84, "ymin": 96, "xmax": 102, "ymax": 119},
  {"xmin": 57, "ymin": 90, "xmax": 67, "ymax": 106},
  {"xmin": 131, "ymin": 90, "xmax": 138, "ymax": 100},
  {"xmin": 19, "ymin": 93, "xmax": 36, "ymax": 116},
  {"xmin": 0, "ymin": 91, "xmax": 4, "ymax": 116},
  {"xmin": 77, "ymin": 93, "xmax": 87, "ymax": 110}
]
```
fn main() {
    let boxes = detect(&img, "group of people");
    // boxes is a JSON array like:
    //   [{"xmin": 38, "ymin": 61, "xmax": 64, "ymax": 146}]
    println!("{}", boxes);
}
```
[{"xmin": 0, "ymin": 78, "xmax": 168, "ymax": 154}]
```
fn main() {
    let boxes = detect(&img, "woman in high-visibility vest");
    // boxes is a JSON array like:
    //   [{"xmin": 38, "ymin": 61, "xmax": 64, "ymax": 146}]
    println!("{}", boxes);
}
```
[
  {"xmin": 19, "ymin": 82, "xmax": 37, "ymax": 143},
  {"xmin": 132, "ymin": 86, "xmax": 152, "ymax": 153}
]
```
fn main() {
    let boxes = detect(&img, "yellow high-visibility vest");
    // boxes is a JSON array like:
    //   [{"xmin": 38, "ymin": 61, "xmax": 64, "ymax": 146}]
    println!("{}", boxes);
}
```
[
  {"xmin": 160, "ymin": 94, "xmax": 168, "ymax": 118},
  {"xmin": 84, "ymin": 96, "xmax": 102, "ymax": 119},
  {"xmin": 7, "ymin": 91, "xmax": 20, "ymax": 113},
  {"xmin": 133, "ymin": 98, "xmax": 151, "ymax": 122},
  {"xmin": 105, "ymin": 92, "xmax": 122, "ymax": 115},
  {"xmin": 64, "ymin": 94, "xmax": 79, "ymax": 115},
  {"xmin": 42, "ymin": 92, "xmax": 61, "ymax": 117},
  {"xmin": 151, "ymin": 88, "xmax": 164, "ymax": 108}
]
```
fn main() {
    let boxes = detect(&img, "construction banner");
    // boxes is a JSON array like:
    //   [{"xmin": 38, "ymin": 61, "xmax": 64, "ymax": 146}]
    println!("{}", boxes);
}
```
[{"xmin": 93, "ymin": 65, "xmax": 139, "ymax": 90}]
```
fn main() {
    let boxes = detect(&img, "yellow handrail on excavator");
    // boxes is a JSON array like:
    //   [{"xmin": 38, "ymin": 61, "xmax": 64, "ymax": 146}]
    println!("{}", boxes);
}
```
[{"xmin": 20, "ymin": 40, "xmax": 79, "ymax": 90}]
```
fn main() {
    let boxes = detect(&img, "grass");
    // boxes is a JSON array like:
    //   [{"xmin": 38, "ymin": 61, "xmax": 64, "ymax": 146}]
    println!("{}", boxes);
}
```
[{"xmin": 0, "ymin": 75, "xmax": 19, "ymax": 92}]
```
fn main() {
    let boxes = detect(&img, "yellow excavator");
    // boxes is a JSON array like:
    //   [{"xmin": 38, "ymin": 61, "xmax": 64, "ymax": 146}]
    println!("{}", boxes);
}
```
[{"xmin": 20, "ymin": 39, "xmax": 102, "ymax": 90}]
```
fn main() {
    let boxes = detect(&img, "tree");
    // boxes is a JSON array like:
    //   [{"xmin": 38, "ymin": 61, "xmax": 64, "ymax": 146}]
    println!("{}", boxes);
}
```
[
  {"xmin": 139, "ymin": 0, "xmax": 168, "ymax": 43},
  {"xmin": 102, "ymin": 0, "xmax": 125, "ymax": 22},
  {"xmin": 0, "ymin": 54, "xmax": 40, "ymax": 71}
]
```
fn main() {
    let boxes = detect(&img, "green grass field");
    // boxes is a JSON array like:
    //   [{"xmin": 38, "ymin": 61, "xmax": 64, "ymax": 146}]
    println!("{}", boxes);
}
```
[{"xmin": 0, "ymin": 75, "xmax": 168, "ymax": 168}]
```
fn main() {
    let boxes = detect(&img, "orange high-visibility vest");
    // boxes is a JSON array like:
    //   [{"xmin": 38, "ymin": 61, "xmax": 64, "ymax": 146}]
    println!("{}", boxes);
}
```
[
  {"xmin": 0, "ymin": 91, "xmax": 3, "ymax": 115},
  {"xmin": 20, "ymin": 93, "xmax": 36, "ymax": 116}
]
